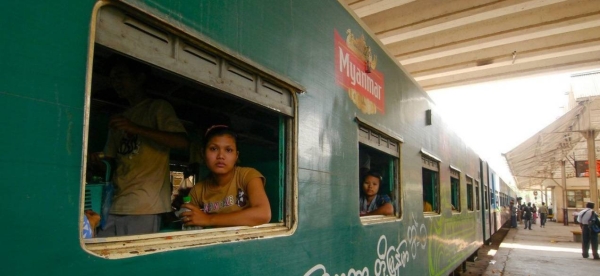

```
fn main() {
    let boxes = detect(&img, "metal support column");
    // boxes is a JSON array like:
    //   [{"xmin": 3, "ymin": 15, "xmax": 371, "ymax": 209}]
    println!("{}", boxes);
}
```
[
  {"xmin": 584, "ymin": 130, "xmax": 599, "ymax": 212},
  {"xmin": 561, "ymin": 161, "xmax": 568, "ymax": 225}
]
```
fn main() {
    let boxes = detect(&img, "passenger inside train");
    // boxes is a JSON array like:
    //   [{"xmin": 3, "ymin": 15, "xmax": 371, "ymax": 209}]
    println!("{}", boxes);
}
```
[
  {"xmin": 359, "ymin": 170, "xmax": 393, "ymax": 216},
  {"xmin": 179, "ymin": 125, "xmax": 272, "ymax": 227},
  {"xmin": 84, "ymin": 45, "xmax": 291, "ymax": 237},
  {"xmin": 357, "ymin": 141, "xmax": 398, "ymax": 217},
  {"xmin": 90, "ymin": 57, "xmax": 190, "ymax": 237}
]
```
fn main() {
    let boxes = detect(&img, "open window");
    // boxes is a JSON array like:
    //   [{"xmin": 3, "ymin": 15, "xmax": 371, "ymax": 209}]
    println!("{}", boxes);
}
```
[
  {"xmin": 567, "ymin": 190, "xmax": 590, "ymax": 208},
  {"xmin": 357, "ymin": 121, "xmax": 401, "ymax": 223},
  {"xmin": 81, "ymin": 4, "xmax": 299, "ymax": 258},
  {"xmin": 450, "ymin": 167, "xmax": 460, "ymax": 212},
  {"xmin": 475, "ymin": 180, "xmax": 480, "ymax": 211},
  {"xmin": 421, "ymin": 150, "xmax": 440, "ymax": 214},
  {"xmin": 466, "ymin": 176, "xmax": 474, "ymax": 211}
]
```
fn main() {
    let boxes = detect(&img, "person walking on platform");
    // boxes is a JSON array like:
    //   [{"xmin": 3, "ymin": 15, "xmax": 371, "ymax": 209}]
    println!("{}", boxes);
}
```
[
  {"xmin": 510, "ymin": 200, "xmax": 517, "ymax": 228},
  {"xmin": 532, "ymin": 204, "xmax": 537, "ymax": 224},
  {"xmin": 523, "ymin": 203, "xmax": 532, "ymax": 230},
  {"xmin": 538, "ymin": 202, "xmax": 549, "ymax": 228},
  {"xmin": 577, "ymin": 202, "xmax": 599, "ymax": 259},
  {"xmin": 516, "ymin": 197, "xmax": 523, "ymax": 223}
]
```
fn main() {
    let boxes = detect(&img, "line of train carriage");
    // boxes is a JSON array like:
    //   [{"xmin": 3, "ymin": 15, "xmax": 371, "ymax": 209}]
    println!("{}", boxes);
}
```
[{"xmin": 3, "ymin": 1, "xmax": 517, "ymax": 275}]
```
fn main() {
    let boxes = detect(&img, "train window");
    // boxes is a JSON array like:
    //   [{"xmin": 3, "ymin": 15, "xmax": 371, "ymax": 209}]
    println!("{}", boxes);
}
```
[
  {"xmin": 357, "ymin": 123, "xmax": 401, "ymax": 222},
  {"xmin": 450, "ymin": 167, "xmax": 460, "ymax": 212},
  {"xmin": 475, "ymin": 180, "xmax": 480, "ymax": 211},
  {"xmin": 421, "ymin": 151, "xmax": 440, "ymax": 214},
  {"xmin": 81, "ymin": 4, "xmax": 300, "ymax": 258},
  {"xmin": 466, "ymin": 176, "xmax": 474, "ymax": 211}
]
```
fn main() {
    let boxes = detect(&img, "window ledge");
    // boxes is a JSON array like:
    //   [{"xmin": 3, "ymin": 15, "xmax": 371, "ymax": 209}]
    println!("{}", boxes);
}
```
[
  {"xmin": 360, "ymin": 215, "xmax": 398, "ymax": 225},
  {"xmin": 423, "ymin": 212, "xmax": 440, "ymax": 217},
  {"xmin": 83, "ymin": 223, "xmax": 291, "ymax": 259}
]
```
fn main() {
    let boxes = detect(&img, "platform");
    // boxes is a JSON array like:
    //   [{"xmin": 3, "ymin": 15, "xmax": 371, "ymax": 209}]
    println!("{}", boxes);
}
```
[{"xmin": 484, "ymin": 221, "xmax": 599, "ymax": 275}]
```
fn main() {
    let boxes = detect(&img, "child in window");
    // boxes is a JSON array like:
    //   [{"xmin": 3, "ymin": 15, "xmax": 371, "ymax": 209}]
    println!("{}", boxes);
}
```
[
  {"xmin": 359, "ymin": 170, "xmax": 393, "ymax": 216},
  {"xmin": 179, "ymin": 125, "xmax": 271, "ymax": 227}
]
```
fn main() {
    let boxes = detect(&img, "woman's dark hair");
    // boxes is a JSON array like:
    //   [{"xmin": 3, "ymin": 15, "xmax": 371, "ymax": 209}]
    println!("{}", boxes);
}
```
[
  {"xmin": 586, "ymin": 202, "xmax": 595, "ymax": 209},
  {"xmin": 362, "ymin": 170, "xmax": 383, "ymax": 182},
  {"xmin": 203, "ymin": 125, "xmax": 238, "ymax": 149}
]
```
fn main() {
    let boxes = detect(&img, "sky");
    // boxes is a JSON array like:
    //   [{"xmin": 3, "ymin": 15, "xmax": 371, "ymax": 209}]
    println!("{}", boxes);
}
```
[{"xmin": 428, "ymin": 73, "xmax": 576, "ymax": 185}]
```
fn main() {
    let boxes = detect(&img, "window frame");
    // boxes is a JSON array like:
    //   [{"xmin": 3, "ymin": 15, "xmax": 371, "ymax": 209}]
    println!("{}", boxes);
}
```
[
  {"xmin": 466, "ymin": 175, "xmax": 474, "ymax": 212},
  {"xmin": 356, "ymin": 118, "xmax": 403, "ymax": 224},
  {"xmin": 421, "ymin": 149, "xmax": 441, "ymax": 215},
  {"xmin": 80, "ymin": 2, "xmax": 300, "ymax": 259},
  {"xmin": 450, "ymin": 166, "xmax": 461, "ymax": 213}
]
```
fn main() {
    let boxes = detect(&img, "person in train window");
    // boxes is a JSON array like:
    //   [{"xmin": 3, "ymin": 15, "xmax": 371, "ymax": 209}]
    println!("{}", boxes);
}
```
[
  {"xmin": 359, "ymin": 170, "xmax": 393, "ymax": 216},
  {"xmin": 423, "ymin": 201, "xmax": 433, "ymax": 212},
  {"xmin": 179, "ymin": 125, "xmax": 271, "ymax": 227},
  {"xmin": 93, "ymin": 58, "xmax": 189, "ymax": 237}
]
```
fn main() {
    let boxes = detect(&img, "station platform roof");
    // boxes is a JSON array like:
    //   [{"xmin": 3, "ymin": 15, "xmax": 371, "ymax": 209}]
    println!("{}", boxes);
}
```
[
  {"xmin": 504, "ymin": 72, "xmax": 600, "ymax": 190},
  {"xmin": 339, "ymin": 0, "xmax": 600, "ymax": 91}
]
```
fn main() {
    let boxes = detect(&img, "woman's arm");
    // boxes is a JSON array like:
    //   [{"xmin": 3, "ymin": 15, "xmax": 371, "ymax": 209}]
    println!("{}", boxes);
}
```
[
  {"xmin": 365, "ymin": 202, "xmax": 393, "ymax": 216},
  {"xmin": 181, "ymin": 177, "xmax": 271, "ymax": 227}
]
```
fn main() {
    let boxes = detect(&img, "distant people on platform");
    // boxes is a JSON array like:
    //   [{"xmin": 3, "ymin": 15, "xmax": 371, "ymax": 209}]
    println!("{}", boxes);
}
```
[
  {"xmin": 538, "ymin": 202, "xmax": 549, "ymax": 228},
  {"xmin": 522, "ymin": 203, "xmax": 533, "ymax": 230},
  {"xmin": 532, "ymin": 204, "xmax": 538, "ymax": 225},
  {"xmin": 576, "ymin": 202, "xmax": 599, "ymax": 259},
  {"xmin": 516, "ymin": 197, "xmax": 523, "ymax": 223},
  {"xmin": 510, "ymin": 200, "xmax": 517, "ymax": 228}
]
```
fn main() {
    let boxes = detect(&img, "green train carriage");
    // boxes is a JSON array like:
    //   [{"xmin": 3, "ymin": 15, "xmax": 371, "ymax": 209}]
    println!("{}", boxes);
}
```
[{"xmin": 0, "ymin": 1, "xmax": 515, "ymax": 275}]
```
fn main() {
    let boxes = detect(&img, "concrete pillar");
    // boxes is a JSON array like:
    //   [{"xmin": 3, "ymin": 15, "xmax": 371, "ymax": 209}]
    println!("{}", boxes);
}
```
[
  {"xmin": 542, "ymin": 185, "xmax": 547, "ymax": 204},
  {"xmin": 550, "ymin": 187, "xmax": 556, "ymax": 218},
  {"xmin": 561, "ymin": 160, "xmax": 568, "ymax": 225},
  {"xmin": 583, "ymin": 130, "xmax": 599, "ymax": 212}
]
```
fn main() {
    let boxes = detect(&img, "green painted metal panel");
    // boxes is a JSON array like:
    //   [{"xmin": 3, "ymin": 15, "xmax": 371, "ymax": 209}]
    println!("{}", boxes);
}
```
[{"xmin": 0, "ymin": 1, "xmax": 514, "ymax": 275}]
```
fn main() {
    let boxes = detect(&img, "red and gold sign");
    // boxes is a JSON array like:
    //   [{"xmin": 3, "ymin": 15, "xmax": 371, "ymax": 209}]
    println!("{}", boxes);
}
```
[{"xmin": 334, "ymin": 29, "xmax": 385, "ymax": 114}]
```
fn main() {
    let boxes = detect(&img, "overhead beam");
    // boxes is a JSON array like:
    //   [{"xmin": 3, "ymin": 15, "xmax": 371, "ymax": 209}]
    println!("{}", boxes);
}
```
[
  {"xmin": 378, "ymin": 0, "xmax": 567, "ymax": 44},
  {"xmin": 397, "ymin": 12, "xmax": 600, "ymax": 65},
  {"xmin": 363, "ymin": 0, "xmax": 497, "ymax": 36},
  {"xmin": 341, "ymin": 0, "xmax": 600, "ymax": 90},
  {"xmin": 420, "ymin": 51, "xmax": 600, "ymax": 90},
  {"xmin": 386, "ymin": 1, "xmax": 600, "ymax": 61},
  {"xmin": 413, "ymin": 39, "xmax": 600, "ymax": 81},
  {"xmin": 404, "ymin": 27, "xmax": 600, "ymax": 74},
  {"xmin": 346, "ymin": 0, "xmax": 416, "ymax": 18}
]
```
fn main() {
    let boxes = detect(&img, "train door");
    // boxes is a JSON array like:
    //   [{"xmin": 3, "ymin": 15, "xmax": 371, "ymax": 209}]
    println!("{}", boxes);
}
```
[
  {"xmin": 490, "ymin": 173, "xmax": 497, "ymax": 234},
  {"xmin": 480, "ymin": 159, "xmax": 491, "ymax": 244}
]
